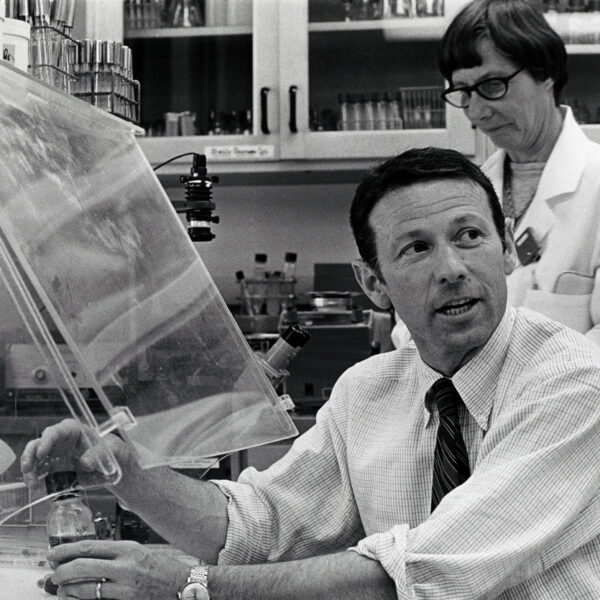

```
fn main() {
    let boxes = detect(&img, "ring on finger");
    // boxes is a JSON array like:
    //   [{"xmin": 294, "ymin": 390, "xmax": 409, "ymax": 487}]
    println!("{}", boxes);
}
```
[{"xmin": 96, "ymin": 579, "xmax": 105, "ymax": 600}]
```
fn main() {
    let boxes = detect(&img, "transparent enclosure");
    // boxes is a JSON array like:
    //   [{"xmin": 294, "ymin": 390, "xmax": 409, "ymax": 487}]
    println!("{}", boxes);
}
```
[{"xmin": 0, "ymin": 60, "xmax": 297, "ymax": 542}]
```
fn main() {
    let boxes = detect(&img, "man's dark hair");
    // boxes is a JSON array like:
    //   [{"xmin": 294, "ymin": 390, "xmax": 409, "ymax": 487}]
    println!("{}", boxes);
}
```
[
  {"xmin": 350, "ymin": 147, "xmax": 505, "ymax": 281},
  {"xmin": 438, "ymin": 0, "xmax": 567, "ymax": 105}
]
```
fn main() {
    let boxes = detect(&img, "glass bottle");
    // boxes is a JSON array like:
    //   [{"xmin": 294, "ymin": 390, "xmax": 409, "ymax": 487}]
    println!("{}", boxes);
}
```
[
  {"xmin": 253, "ymin": 253, "xmax": 268, "ymax": 279},
  {"xmin": 252, "ymin": 253, "xmax": 268, "ymax": 315},
  {"xmin": 338, "ymin": 94, "xmax": 350, "ymax": 131},
  {"xmin": 374, "ymin": 92, "xmax": 388, "ymax": 129},
  {"xmin": 282, "ymin": 252, "xmax": 298, "ymax": 281},
  {"xmin": 363, "ymin": 94, "xmax": 376, "ymax": 130},
  {"xmin": 352, "ymin": 94, "xmax": 366, "ymax": 130},
  {"xmin": 46, "ymin": 471, "xmax": 97, "ymax": 547}
]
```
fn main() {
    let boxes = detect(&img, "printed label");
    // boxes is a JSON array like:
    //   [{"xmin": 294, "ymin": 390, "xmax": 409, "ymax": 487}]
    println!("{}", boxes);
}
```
[
  {"xmin": 3, "ymin": 44, "xmax": 15, "ymax": 63},
  {"xmin": 204, "ymin": 145, "xmax": 275, "ymax": 161}
]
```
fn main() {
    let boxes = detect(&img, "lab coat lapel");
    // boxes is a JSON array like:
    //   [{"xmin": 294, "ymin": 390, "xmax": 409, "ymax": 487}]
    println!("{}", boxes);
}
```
[{"xmin": 514, "ymin": 107, "xmax": 586, "ymax": 243}]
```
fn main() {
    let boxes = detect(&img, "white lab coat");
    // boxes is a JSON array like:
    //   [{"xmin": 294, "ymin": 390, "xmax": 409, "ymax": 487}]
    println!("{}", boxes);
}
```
[
  {"xmin": 390, "ymin": 106, "xmax": 600, "ymax": 347},
  {"xmin": 484, "ymin": 106, "xmax": 600, "ymax": 345}
]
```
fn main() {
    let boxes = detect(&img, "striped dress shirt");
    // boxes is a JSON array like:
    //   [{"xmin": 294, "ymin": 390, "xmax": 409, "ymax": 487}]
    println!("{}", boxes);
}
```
[{"xmin": 215, "ymin": 306, "xmax": 600, "ymax": 598}]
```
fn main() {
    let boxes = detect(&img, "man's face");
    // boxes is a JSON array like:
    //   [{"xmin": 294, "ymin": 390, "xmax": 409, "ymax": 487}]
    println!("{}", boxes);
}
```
[{"xmin": 367, "ymin": 178, "xmax": 514, "ymax": 374}]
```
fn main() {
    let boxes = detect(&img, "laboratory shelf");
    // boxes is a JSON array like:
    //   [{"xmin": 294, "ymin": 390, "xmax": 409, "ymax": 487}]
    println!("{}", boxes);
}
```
[
  {"xmin": 567, "ymin": 44, "xmax": 600, "ymax": 54},
  {"xmin": 124, "ymin": 25, "xmax": 252, "ymax": 39},
  {"xmin": 309, "ymin": 17, "xmax": 445, "ymax": 40}
]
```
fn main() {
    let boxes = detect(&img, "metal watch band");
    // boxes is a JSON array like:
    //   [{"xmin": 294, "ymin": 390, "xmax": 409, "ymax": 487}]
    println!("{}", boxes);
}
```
[
  {"xmin": 189, "ymin": 566, "xmax": 208, "ymax": 586},
  {"xmin": 177, "ymin": 565, "xmax": 209, "ymax": 600}
]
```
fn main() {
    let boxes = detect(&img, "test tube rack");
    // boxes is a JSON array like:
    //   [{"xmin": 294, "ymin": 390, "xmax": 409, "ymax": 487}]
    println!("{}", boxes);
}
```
[
  {"xmin": 29, "ymin": 25, "xmax": 78, "ymax": 93},
  {"xmin": 28, "ymin": 31, "xmax": 141, "ymax": 125},
  {"xmin": 239, "ymin": 277, "xmax": 297, "ymax": 317}
]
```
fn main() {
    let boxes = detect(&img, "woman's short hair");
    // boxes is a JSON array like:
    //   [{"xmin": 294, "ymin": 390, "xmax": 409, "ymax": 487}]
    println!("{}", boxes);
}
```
[{"xmin": 439, "ymin": 0, "xmax": 567, "ymax": 105}]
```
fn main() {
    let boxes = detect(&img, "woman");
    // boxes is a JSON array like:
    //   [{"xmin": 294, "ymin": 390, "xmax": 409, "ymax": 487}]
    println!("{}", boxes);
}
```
[{"xmin": 393, "ymin": 0, "xmax": 600, "ymax": 346}]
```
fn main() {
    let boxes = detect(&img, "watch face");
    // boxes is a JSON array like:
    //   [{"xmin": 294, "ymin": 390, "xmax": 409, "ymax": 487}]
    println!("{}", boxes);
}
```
[{"xmin": 181, "ymin": 582, "xmax": 210, "ymax": 600}]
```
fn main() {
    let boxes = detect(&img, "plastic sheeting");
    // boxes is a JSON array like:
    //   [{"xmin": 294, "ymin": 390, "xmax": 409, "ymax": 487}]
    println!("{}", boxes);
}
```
[{"xmin": 0, "ymin": 62, "xmax": 297, "ymax": 529}]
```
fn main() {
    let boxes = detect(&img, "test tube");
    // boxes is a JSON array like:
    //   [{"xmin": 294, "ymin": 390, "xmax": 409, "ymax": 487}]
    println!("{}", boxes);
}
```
[
  {"xmin": 17, "ymin": 0, "xmax": 29, "ymax": 21},
  {"xmin": 110, "ymin": 41, "xmax": 123, "ymax": 116},
  {"xmin": 102, "ymin": 40, "xmax": 116, "ymax": 113},
  {"xmin": 30, "ymin": 0, "xmax": 51, "ymax": 84},
  {"xmin": 65, "ymin": 0, "xmax": 76, "ymax": 33},
  {"xmin": 78, "ymin": 39, "xmax": 94, "ymax": 103},
  {"xmin": 91, "ymin": 40, "xmax": 103, "ymax": 108},
  {"xmin": 121, "ymin": 45, "xmax": 133, "ymax": 121}
]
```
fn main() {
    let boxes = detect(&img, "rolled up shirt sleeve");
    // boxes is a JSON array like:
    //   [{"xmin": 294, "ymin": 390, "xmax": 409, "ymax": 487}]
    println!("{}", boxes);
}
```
[{"xmin": 213, "ymin": 390, "xmax": 365, "ymax": 565}]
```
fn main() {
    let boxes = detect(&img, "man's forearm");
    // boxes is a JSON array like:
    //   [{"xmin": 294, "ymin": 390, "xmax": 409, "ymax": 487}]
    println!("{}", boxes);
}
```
[
  {"xmin": 209, "ymin": 550, "xmax": 396, "ymax": 600},
  {"xmin": 111, "ymin": 461, "xmax": 229, "ymax": 563}
]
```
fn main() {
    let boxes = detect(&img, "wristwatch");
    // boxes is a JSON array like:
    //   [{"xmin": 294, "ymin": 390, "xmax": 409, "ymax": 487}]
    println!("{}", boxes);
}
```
[{"xmin": 178, "ymin": 565, "xmax": 209, "ymax": 600}]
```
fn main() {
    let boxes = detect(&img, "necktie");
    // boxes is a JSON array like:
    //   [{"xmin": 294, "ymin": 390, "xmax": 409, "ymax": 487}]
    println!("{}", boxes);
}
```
[{"xmin": 429, "ymin": 378, "xmax": 470, "ymax": 512}]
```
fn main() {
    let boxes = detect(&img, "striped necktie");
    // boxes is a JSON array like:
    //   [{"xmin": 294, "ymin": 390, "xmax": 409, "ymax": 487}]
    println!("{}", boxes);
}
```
[{"xmin": 429, "ymin": 377, "xmax": 471, "ymax": 512}]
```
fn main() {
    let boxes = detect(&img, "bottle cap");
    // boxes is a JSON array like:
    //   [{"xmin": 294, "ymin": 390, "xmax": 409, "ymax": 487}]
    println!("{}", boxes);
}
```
[
  {"xmin": 281, "ymin": 325, "xmax": 310, "ymax": 348},
  {"xmin": 284, "ymin": 252, "xmax": 297, "ymax": 263},
  {"xmin": 45, "ymin": 470, "xmax": 78, "ymax": 495},
  {"xmin": 254, "ymin": 253, "xmax": 267, "ymax": 263}
]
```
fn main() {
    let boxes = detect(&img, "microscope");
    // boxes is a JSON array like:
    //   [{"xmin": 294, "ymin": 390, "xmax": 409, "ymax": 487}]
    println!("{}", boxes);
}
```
[{"xmin": 171, "ymin": 153, "xmax": 220, "ymax": 242}]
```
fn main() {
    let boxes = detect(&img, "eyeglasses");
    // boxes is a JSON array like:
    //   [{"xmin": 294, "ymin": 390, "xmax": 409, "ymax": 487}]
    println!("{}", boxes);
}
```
[{"xmin": 441, "ymin": 68, "xmax": 525, "ymax": 109}]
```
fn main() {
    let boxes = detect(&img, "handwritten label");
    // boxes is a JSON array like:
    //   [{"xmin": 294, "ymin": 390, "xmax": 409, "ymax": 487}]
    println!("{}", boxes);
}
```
[{"xmin": 205, "ymin": 145, "xmax": 275, "ymax": 160}]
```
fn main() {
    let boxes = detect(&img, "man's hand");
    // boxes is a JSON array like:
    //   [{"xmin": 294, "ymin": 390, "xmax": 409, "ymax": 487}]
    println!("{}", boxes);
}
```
[
  {"xmin": 48, "ymin": 540, "xmax": 190, "ymax": 600},
  {"xmin": 20, "ymin": 418, "xmax": 130, "ymax": 487}
]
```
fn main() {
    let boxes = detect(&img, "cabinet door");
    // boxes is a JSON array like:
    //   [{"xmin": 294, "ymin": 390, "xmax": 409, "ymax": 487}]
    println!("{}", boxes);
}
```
[
  {"xmin": 126, "ymin": 0, "xmax": 282, "ymax": 169},
  {"xmin": 278, "ymin": 0, "xmax": 474, "ymax": 160},
  {"xmin": 543, "ymin": 11, "xmax": 600, "ymax": 143}
]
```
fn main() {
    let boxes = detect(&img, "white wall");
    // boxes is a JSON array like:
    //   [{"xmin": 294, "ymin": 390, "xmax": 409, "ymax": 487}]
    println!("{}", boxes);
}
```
[{"xmin": 164, "ymin": 180, "xmax": 360, "ymax": 304}]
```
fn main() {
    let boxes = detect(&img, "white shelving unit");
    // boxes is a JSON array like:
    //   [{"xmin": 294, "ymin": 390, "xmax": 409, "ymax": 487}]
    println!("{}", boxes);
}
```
[
  {"xmin": 123, "ymin": 0, "xmax": 474, "ymax": 170},
  {"xmin": 115, "ymin": 0, "xmax": 600, "ymax": 169}
]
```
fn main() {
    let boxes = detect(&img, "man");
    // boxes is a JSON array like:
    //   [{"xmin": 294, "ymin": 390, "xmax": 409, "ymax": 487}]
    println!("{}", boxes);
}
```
[{"xmin": 22, "ymin": 148, "xmax": 600, "ymax": 599}]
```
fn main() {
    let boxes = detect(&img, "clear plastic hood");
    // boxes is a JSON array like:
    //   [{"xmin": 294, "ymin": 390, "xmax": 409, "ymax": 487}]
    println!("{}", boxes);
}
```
[{"xmin": 0, "ymin": 62, "xmax": 297, "ymax": 529}]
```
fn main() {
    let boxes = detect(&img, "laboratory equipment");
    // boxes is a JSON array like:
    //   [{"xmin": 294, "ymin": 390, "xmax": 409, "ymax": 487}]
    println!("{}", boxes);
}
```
[
  {"xmin": 0, "ymin": 60, "xmax": 297, "ymax": 537},
  {"xmin": 282, "ymin": 252, "xmax": 298, "ymax": 281},
  {"xmin": 45, "ymin": 471, "xmax": 97, "ymax": 547},
  {"xmin": 259, "ymin": 324, "xmax": 310, "ymax": 390},
  {"xmin": 169, "ymin": 153, "xmax": 220, "ymax": 242}
]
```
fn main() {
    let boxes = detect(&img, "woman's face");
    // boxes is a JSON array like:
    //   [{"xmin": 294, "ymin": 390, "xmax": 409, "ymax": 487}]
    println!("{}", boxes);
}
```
[{"xmin": 451, "ymin": 37, "xmax": 557, "ymax": 158}]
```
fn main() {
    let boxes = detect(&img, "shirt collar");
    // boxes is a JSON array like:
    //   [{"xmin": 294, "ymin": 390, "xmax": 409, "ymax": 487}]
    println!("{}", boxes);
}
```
[{"xmin": 418, "ymin": 306, "xmax": 515, "ymax": 430}]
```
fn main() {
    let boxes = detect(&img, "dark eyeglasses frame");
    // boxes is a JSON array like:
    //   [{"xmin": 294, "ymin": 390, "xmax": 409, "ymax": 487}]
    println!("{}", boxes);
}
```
[{"xmin": 441, "ymin": 67, "xmax": 525, "ymax": 108}]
